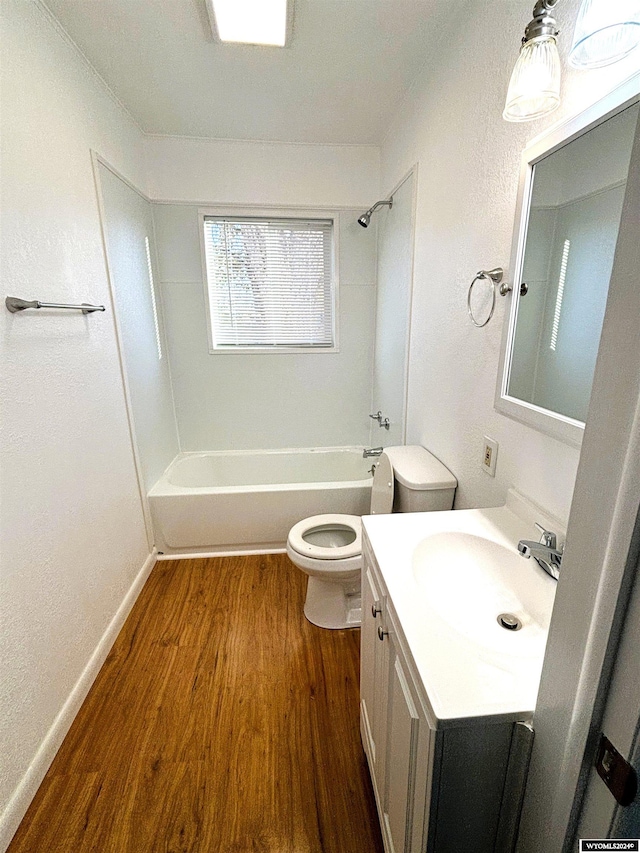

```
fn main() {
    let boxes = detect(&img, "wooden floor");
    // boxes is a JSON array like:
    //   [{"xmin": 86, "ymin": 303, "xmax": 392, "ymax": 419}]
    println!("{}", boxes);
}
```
[{"xmin": 9, "ymin": 554, "xmax": 384, "ymax": 853}]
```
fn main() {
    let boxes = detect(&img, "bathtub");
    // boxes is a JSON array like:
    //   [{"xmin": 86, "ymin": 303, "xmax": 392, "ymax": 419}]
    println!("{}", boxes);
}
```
[{"xmin": 148, "ymin": 447, "xmax": 373, "ymax": 554}]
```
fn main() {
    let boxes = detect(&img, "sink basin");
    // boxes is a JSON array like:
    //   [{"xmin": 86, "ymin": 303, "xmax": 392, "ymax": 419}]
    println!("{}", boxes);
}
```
[
  {"xmin": 363, "ymin": 492, "xmax": 565, "ymax": 720},
  {"xmin": 412, "ymin": 532, "xmax": 556, "ymax": 660}
]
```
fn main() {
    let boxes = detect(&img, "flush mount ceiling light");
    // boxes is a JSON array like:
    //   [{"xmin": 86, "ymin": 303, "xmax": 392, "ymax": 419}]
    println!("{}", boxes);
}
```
[
  {"xmin": 569, "ymin": 0, "xmax": 640, "ymax": 69},
  {"xmin": 503, "ymin": 0, "xmax": 561, "ymax": 122},
  {"xmin": 205, "ymin": 0, "xmax": 292, "ymax": 47}
]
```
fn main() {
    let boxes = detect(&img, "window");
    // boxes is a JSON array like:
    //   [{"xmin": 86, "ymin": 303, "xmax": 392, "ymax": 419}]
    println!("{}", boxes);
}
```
[{"xmin": 202, "ymin": 215, "xmax": 336, "ymax": 352}]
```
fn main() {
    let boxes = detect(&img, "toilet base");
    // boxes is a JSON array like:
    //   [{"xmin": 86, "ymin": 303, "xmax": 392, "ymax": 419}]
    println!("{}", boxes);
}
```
[{"xmin": 303, "ymin": 576, "xmax": 362, "ymax": 630}]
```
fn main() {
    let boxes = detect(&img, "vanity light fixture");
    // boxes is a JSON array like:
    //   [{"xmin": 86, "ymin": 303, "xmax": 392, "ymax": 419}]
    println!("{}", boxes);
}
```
[
  {"xmin": 206, "ymin": 0, "xmax": 291, "ymax": 47},
  {"xmin": 503, "ymin": 0, "xmax": 561, "ymax": 122},
  {"xmin": 569, "ymin": 0, "xmax": 640, "ymax": 69}
]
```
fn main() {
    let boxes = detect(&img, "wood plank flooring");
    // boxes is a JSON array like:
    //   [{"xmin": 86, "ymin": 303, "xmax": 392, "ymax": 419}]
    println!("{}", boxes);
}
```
[{"xmin": 8, "ymin": 554, "xmax": 384, "ymax": 853}]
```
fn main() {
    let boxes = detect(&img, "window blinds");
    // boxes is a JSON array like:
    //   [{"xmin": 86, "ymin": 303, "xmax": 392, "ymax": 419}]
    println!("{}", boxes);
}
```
[{"xmin": 203, "ymin": 216, "xmax": 335, "ymax": 348}]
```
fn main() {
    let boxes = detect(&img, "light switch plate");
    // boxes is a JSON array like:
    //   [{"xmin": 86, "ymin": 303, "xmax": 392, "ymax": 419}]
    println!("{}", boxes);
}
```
[{"xmin": 482, "ymin": 436, "xmax": 498, "ymax": 477}]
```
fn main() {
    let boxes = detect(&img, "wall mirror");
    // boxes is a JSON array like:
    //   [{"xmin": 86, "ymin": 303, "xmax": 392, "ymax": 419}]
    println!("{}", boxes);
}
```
[{"xmin": 496, "ymin": 76, "xmax": 640, "ymax": 447}]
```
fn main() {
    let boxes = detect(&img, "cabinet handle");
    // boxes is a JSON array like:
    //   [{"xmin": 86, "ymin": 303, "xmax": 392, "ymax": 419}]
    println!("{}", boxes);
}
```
[
  {"xmin": 377, "ymin": 626, "xmax": 388, "ymax": 641},
  {"xmin": 372, "ymin": 602, "xmax": 382, "ymax": 618}
]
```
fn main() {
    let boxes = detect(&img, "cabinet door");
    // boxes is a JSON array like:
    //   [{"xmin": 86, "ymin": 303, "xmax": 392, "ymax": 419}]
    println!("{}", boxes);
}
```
[
  {"xmin": 383, "ymin": 631, "xmax": 434, "ymax": 853},
  {"xmin": 360, "ymin": 562, "xmax": 389, "ymax": 801}
]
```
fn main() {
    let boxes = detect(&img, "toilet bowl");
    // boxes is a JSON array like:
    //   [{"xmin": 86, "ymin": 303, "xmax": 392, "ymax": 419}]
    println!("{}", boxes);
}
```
[{"xmin": 286, "ymin": 446, "xmax": 457, "ymax": 629}]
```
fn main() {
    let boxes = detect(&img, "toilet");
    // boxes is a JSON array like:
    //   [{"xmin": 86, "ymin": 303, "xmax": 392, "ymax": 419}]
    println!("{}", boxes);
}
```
[{"xmin": 286, "ymin": 445, "xmax": 457, "ymax": 629}]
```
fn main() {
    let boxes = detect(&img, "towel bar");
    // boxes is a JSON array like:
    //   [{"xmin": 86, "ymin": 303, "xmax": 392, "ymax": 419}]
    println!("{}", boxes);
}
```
[{"xmin": 5, "ymin": 296, "xmax": 105, "ymax": 314}]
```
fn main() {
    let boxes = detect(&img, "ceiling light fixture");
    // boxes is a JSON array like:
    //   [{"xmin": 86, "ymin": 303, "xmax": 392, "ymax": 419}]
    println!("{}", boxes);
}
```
[
  {"xmin": 569, "ymin": 0, "xmax": 640, "ymax": 69},
  {"xmin": 503, "ymin": 0, "xmax": 561, "ymax": 122},
  {"xmin": 206, "ymin": 0, "xmax": 291, "ymax": 47}
]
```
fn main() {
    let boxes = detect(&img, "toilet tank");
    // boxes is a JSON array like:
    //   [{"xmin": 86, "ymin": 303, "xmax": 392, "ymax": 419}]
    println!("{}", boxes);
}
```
[{"xmin": 383, "ymin": 446, "xmax": 457, "ymax": 513}]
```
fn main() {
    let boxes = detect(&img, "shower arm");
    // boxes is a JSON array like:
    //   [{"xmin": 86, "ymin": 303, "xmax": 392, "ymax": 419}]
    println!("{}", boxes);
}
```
[{"xmin": 368, "ymin": 199, "xmax": 393, "ymax": 215}]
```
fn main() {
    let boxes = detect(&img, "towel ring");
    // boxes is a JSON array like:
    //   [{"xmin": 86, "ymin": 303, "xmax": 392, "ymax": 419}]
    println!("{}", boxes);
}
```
[{"xmin": 467, "ymin": 268, "xmax": 511, "ymax": 327}]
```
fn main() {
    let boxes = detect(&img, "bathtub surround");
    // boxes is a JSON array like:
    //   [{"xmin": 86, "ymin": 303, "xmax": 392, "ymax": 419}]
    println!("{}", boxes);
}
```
[
  {"xmin": 145, "ymin": 137, "xmax": 390, "ymax": 453},
  {"xmin": 153, "ymin": 204, "xmax": 377, "ymax": 451},
  {"xmin": 370, "ymin": 169, "xmax": 416, "ymax": 447},
  {"xmin": 0, "ymin": 2, "xmax": 152, "ymax": 849},
  {"xmin": 94, "ymin": 160, "xmax": 179, "ymax": 493}
]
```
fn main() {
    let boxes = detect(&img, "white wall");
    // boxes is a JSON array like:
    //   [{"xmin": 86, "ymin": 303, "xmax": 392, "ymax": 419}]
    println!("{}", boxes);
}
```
[
  {"xmin": 96, "ymin": 162, "xmax": 179, "ymax": 488},
  {"xmin": 153, "ymin": 203, "xmax": 377, "ymax": 450},
  {"xmin": 0, "ymin": 3, "xmax": 151, "ymax": 848},
  {"xmin": 145, "ymin": 135, "xmax": 380, "ymax": 208},
  {"xmin": 146, "ymin": 136, "xmax": 381, "ymax": 452},
  {"xmin": 380, "ymin": 0, "xmax": 640, "ymax": 524}
]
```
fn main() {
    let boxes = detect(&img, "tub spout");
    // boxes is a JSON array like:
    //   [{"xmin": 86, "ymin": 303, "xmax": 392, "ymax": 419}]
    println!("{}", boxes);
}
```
[{"xmin": 363, "ymin": 447, "xmax": 384, "ymax": 458}]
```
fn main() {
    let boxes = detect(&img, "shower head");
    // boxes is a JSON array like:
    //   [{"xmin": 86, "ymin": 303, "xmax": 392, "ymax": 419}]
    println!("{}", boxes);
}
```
[{"xmin": 357, "ymin": 197, "xmax": 393, "ymax": 228}]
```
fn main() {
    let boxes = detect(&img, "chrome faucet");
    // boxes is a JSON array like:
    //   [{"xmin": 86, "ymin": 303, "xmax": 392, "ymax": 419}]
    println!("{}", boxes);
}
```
[
  {"xmin": 370, "ymin": 411, "xmax": 390, "ymax": 430},
  {"xmin": 363, "ymin": 447, "xmax": 384, "ymax": 458},
  {"xmin": 518, "ymin": 524, "xmax": 563, "ymax": 581}
]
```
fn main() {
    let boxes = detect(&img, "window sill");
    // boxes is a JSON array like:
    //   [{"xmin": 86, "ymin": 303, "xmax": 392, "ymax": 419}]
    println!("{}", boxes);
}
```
[{"xmin": 208, "ymin": 346, "xmax": 340, "ymax": 355}]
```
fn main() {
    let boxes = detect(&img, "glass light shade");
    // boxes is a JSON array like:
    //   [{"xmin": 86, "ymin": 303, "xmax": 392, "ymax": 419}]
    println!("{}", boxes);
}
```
[
  {"xmin": 503, "ymin": 36, "xmax": 562, "ymax": 122},
  {"xmin": 570, "ymin": 0, "xmax": 640, "ymax": 68}
]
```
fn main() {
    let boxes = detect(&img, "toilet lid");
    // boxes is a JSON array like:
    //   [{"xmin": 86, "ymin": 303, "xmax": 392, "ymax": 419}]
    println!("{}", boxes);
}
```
[
  {"xmin": 288, "ymin": 514, "xmax": 362, "ymax": 560},
  {"xmin": 370, "ymin": 452, "xmax": 394, "ymax": 515}
]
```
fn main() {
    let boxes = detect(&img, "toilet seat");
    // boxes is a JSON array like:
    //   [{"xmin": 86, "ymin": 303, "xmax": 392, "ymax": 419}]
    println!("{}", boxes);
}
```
[
  {"xmin": 287, "ymin": 448, "xmax": 456, "ymax": 629},
  {"xmin": 287, "ymin": 514, "xmax": 362, "ymax": 560},
  {"xmin": 286, "ymin": 451, "xmax": 397, "ymax": 629},
  {"xmin": 287, "ymin": 454, "xmax": 394, "ymax": 565}
]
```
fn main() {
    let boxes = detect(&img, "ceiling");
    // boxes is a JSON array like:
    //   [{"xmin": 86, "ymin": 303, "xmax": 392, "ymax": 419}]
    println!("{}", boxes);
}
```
[{"xmin": 44, "ymin": 0, "xmax": 462, "ymax": 144}]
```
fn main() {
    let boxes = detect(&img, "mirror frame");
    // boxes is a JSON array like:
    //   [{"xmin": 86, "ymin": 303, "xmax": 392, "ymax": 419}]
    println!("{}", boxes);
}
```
[{"xmin": 495, "ymin": 72, "xmax": 640, "ymax": 448}]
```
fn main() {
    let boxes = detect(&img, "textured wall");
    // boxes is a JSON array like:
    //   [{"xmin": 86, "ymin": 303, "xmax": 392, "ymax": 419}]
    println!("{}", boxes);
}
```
[
  {"xmin": 380, "ymin": 0, "xmax": 640, "ymax": 524},
  {"xmin": 0, "ymin": 3, "xmax": 149, "ymax": 847}
]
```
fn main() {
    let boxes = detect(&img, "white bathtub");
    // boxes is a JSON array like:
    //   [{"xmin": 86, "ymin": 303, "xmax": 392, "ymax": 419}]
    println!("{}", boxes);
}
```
[{"xmin": 148, "ymin": 447, "xmax": 373, "ymax": 554}]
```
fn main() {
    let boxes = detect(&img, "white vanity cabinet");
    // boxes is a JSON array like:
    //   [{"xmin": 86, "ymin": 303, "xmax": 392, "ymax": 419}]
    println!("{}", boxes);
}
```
[
  {"xmin": 361, "ymin": 554, "xmax": 432, "ymax": 853},
  {"xmin": 360, "ymin": 557, "xmax": 389, "ymax": 798},
  {"xmin": 360, "ymin": 532, "xmax": 533, "ymax": 853}
]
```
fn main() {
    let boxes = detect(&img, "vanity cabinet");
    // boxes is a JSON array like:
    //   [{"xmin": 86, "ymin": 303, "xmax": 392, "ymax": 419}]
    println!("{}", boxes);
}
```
[
  {"xmin": 361, "ymin": 559, "xmax": 432, "ymax": 853},
  {"xmin": 360, "ymin": 534, "xmax": 533, "ymax": 853}
]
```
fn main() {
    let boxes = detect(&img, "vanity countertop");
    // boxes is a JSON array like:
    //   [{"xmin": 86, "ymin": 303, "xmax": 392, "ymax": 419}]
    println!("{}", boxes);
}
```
[{"xmin": 362, "ymin": 489, "xmax": 562, "ymax": 726}]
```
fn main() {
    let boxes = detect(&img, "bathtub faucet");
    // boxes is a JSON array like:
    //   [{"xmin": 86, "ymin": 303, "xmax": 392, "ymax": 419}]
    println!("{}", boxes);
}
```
[{"xmin": 363, "ymin": 447, "xmax": 384, "ymax": 458}]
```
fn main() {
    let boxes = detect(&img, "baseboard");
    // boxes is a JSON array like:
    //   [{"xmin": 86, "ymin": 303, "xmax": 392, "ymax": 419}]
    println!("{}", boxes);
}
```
[
  {"xmin": 157, "ymin": 546, "xmax": 286, "ymax": 560},
  {"xmin": 0, "ymin": 548, "xmax": 157, "ymax": 853}
]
